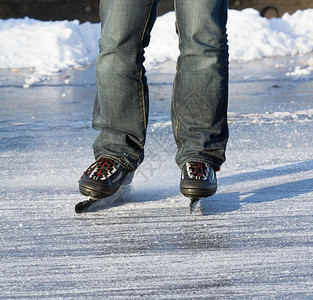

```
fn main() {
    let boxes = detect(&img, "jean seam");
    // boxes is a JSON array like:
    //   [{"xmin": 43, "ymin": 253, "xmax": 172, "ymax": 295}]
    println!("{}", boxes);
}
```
[
  {"xmin": 138, "ymin": 1, "xmax": 155, "ymax": 135},
  {"xmin": 172, "ymin": 0, "xmax": 185, "ymax": 159}
]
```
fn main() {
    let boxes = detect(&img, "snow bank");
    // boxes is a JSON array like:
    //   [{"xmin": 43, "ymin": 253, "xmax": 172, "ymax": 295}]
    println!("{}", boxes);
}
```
[
  {"xmin": 228, "ymin": 9, "xmax": 313, "ymax": 61},
  {"xmin": 0, "ymin": 18, "xmax": 100, "ymax": 72},
  {"xmin": 0, "ymin": 8, "xmax": 313, "ymax": 73}
]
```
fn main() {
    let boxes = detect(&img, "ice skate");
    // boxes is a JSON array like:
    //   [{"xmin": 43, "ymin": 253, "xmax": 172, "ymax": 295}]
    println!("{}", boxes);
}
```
[
  {"xmin": 76, "ymin": 157, "xmax": 134, "ymax": 213},
  {"xmin": 180, "ymin": 161, "xmax": 218, "ymax": 213}
]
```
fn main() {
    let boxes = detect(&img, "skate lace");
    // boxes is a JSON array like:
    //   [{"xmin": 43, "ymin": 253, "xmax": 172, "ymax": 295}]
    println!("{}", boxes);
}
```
[
  {"xmin": 81, "ymin": 158, "xmax": 118, "ymax": 180},
  {"xmin": 187, "ymin": 162, "xmax": 208, "ymax": 180}
]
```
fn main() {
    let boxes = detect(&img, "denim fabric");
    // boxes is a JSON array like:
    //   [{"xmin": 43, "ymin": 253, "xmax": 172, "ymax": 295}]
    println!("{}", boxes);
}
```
[{"xmin": 93, "ymin": 0, "xmax": 229, "ymax": 171}]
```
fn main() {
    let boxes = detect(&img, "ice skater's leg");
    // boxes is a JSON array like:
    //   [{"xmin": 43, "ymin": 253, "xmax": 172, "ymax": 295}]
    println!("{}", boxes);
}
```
[
  {"xmin": 172, "ymin": 0, "xmax": 229, "ymax": 170},
  {"xmin": 93, "ymin": 0, "xmax": 160, "ymax": 171}
]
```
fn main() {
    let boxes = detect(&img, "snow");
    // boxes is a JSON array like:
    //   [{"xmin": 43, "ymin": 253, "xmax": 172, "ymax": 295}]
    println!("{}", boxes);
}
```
[
  {"xmin": 228, "ymin": 9, "xmax": 313, "ymax": 62},
  {"xmin": 1, "ymin": 8, "xmax": 313, "ymax": 83},
  {"xmin": 0, "ymin": 18, "xmax": 99, "ymax": 72}
]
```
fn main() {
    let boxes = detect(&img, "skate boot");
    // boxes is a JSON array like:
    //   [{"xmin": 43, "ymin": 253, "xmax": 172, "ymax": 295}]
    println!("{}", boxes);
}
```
[
  {"xmin": 78, "ymin": 157, "xmax": 134, "ymax": 199},
  {"xmin": 180, "ymin": 161, "xmax": 218, "ymax": 213}
]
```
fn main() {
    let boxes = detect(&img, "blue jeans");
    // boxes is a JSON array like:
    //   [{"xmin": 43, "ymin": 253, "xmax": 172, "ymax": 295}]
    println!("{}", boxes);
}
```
[{"xmin": 93, "ymin": 0, "xmax": 229, "ymax": 171}]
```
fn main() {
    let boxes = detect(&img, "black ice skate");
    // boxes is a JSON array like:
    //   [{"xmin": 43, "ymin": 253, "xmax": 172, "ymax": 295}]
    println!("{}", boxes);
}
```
[
  {"xmin": 180, "ymin": 161, "xmax": 218, "ymax": 213},
  {"xmin": 76, "ymin": 157, "xmax": 134, "ymax": 213}
]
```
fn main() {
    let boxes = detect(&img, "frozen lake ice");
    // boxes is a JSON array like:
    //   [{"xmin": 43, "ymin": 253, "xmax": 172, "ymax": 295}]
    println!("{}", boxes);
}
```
[{"xmin": 1, "ymin": 54, "xmax": 313, "ymax": 299}]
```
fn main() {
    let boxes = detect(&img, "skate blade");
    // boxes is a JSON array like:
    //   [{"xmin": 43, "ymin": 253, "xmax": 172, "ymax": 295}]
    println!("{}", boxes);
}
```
[
  {"xmin": 75, "ymin": 185, "xmax": 132, "ymax": 213},
  {"xmin": 189, "ymin": 198, "xmax": 200, "ymax": 214}
]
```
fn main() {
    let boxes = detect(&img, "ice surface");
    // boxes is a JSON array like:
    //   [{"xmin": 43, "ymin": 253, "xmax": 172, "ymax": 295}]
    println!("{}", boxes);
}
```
[{"xmin": 1, "ymin": 52, "xmax": 313, "ymax": 298}]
